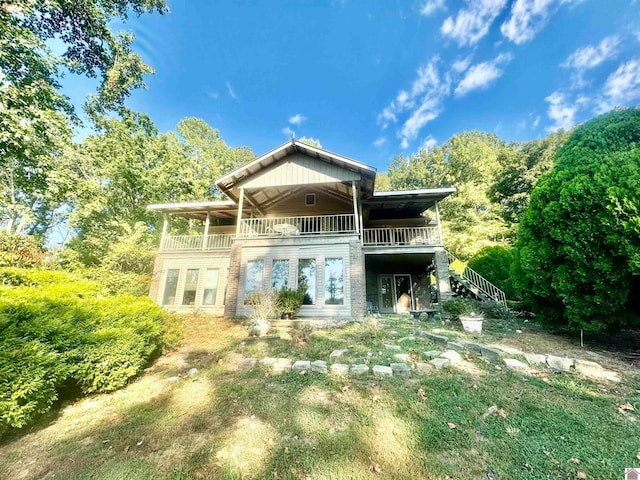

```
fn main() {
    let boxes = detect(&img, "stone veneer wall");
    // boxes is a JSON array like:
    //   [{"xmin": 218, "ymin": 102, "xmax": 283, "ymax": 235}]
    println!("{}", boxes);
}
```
[
  {"xmin": 349, "ymin": 239, "xmax": 366, "ymax": 320},
  {"xmin": 433, "ymin": 247, "xmax": 452, "ymax": 303},
  {"xmin": 223, "ymin": 242, "xmax": 243, "ymax": 317}
]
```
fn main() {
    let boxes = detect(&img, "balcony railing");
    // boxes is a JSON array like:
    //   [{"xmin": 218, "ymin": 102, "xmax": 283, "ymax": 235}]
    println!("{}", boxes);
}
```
[
  {"xmin": 162, "ymin": 234, "xmax": 234, "ymax": 252},
  {"xmin": 362, "ymin": 227, "xmax": 441, "ymax": 247},
  {"xmin": 238, "ymin": 214, "xmax": 357, "ymax": 238}
]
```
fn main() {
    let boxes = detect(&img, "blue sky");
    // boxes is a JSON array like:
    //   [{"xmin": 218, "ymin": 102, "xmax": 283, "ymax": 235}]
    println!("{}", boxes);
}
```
[{"xmin": 63, "ymin": 0, "xmax": 640, "ymax": 172}]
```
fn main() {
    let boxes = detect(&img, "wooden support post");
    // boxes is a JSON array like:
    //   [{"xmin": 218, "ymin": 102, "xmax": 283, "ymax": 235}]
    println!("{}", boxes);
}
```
[
  {"xmin": 160, "ymin": 216, "xmax": 168, "ymax": 252},
  {"xmin": 435, "ymin": 201, "xmax": 443, "ymax": 245},
  {"xmin": 202, "ymin": 212, "xmax": 210, "ymax": 251},
  {"xmin": 351, "ymin": 181, "xmax": 359, "ymax": 234},
  {"xmin": 236, "ymin": 188, "xmax": 244, "ymax": 237}
]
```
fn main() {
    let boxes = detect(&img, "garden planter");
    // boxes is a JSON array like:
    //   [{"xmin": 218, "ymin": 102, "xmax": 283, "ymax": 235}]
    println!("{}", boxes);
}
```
[
  {"xmin": 249, "ymin": 319, "xmax": 271, "ymax": 337},
  {"xmin": 460, "ymin": 316, "xmax": 483, "ymax": 333}
]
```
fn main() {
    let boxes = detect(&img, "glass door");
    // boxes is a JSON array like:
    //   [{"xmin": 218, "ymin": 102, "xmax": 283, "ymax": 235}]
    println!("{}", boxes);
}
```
[
  {"xmin": 378, "ymin": 275, "xmax": 394, "ymax": 313},
  {"xmin": 394, "ymin": 274, "xmax": 413, "ymax": 313}
]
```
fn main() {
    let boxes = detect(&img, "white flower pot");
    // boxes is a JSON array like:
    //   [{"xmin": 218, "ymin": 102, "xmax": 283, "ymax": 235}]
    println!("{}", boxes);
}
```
[{"xmin": 460, "ymin": 316, "xmax": 483, "ymax": 333}]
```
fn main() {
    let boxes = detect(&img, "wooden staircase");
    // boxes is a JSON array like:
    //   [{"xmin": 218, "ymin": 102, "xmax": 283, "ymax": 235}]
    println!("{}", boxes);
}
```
[{"xmin": 446, "ymin": 251, "xmax": 507, "ymax": 306}]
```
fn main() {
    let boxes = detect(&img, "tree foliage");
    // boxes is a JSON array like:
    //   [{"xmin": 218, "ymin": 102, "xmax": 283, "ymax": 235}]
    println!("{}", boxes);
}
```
[
  {"xmin": 516, "ymin": 108, "xmax": 640, "ymax": 331},
  {"xmin": 467, "ymin": 245, "xmax": 518, "ymax": 300}
]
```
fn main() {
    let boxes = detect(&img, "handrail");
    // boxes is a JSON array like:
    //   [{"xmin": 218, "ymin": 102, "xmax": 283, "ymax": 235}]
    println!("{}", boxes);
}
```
[
  {"xmin": 446, "ymin": 250, "xmax": 507, "ymax": 306},
  {"xmin": 239, "ymin": 214, "xmax": 356, "ymax": 237},
  {"xmin": 362, "ymin": 227, "xmax": 441, "ymax": 246},
  {"xmin": 162, "ymin": 234, "xmax": 233, "ymax": 252}
]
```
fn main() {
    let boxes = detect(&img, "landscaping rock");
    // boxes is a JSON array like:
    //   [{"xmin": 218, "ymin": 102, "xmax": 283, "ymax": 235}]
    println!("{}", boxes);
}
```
[
  {"xmin": 429, "ymin": 357, "xmax": 449, "ymax": 368},
  {"xmin": 383, "ymin": 344, "xmax": 402, "ymax": 351},
  {"xmin": 330, "ymin": 349, "xmax": 349, "ymax": 359},
  {"xmin": 420, "ymin": 332, "xmax": 449, "ymax": 344},
  {"xmin": 546, "ymin": 355, "xmax": 574, "ymax": 372},
  {"xmin": 274, "ymin": 358, "xmax": 292, "ymax": 373},
  {"xmin": 167, "ymin": 376, "xmax": 180, "ymax": 382},
  {"xmin": 498, "ymin": 346, "xmax": 524, "ymax": 355},
  {"xmin": 460, "ymin": 341, "xmax": 483, "ymax": 354},
  {"xmin": 393, "ymin": 353, "xmax": 411, "ymax": 362},
  {"xmin": 574, "ymin": 359, "xmax": 603, "ymax": 377},
  {"xmin": 292, "ymin": 360, "xmax": 311, "ymax": 371},
  {"xmin": 390, "ymin": 363, "xmax": 411, "ymax": 376},
  {"xmin": 446, "ymin": 341, "xmax": 466, "ymax": 352},
  {"xmin": 330, "ymin": 363, "xmax": 349, "ymax": 375},
  {"xmin": 503, "ymin": 358, "xmax": 528, "ymax": 371},
  {"xmin": 260, "ymin": 357, "xmax": 277, "ymax": 366},
  {"xmin": 373, "ymin": 365, "xmax": 393, "ymax": 377},
  {"xmin": 351, "ymin": 364, "xmax": 369, "ymax": 376},
  {"xmin": 187, "ymin": 368, "xmax": 198, "ymax": 377},
  {"xmin": 422, "ymin": 350, "xmax": 441, "ymax": 360},
  {"xmin": 523, "ymin": 353, "xmax": 547, "ymax": 366},
  {"xmin": 480, "ymin": 346, "xmax": 503, "ymax": 361},
  {"xmin": 238, "ymin": 358, "xmax": 257, "ymax": 370},
  {"xmin": 413, "ymin": 362, "xmax": 432, "ymax": 373},
  {"xmin": 440, "ymin": 350, "xmax": 462, "ymax": 364},
  {"xmin": 310, "ymin": 360, "xmax": 328, "ymax": 373}
]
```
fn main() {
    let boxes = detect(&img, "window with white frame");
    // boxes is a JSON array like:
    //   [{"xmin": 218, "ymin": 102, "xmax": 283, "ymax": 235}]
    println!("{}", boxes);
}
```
[
  {"xmin": 324, "ymin": 257, "xmax": 344, "ymax": 305},
  {"xmin": 202, "ymin": 268, "xmax": 220, "ymax": 305},
  {"xmin": 245, "ymin": 259, "xmax": 264, "ymax": 301},
  {"xmin": 271, "ymin": 259, "xmax": 289, "ymax": 290},
  {"xmin": 298, "ymin": 258, "xmax": 317, "ymax": 305},
  {"xmin": 162, "ymin": 269, "xmax": 179, "ymax": 306}
]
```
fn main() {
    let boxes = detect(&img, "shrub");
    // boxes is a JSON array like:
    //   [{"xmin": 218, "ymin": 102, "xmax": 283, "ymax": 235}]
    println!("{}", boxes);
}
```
[
  {"xmin": 467, "ymin": 246, "xmax": 519, "ymax": 299},
  {"xmin": 0, "ymin": 268, "xmax": 172, "ymax": 436},
  {"xmin": 442, "ymin": 298, "xmax": 480, "ymax": 319},
  {"xmin": 276, "ymin": 287, "xmax": 305, "ymax": 318},
  {"xmin": 0, "ymin": 232, "xmax": 46, "ymax": 268},
  {"xmin": 476, "ymin": 300, "xmax": 515, "ymax": 321}
]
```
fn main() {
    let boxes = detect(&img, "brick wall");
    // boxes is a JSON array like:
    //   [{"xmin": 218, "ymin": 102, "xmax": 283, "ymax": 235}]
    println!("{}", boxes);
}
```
[
  {"xmin": 223, "ymin": 241, "xmax": 243, "ymax": 317},
  {"xmin": 349, "ymin": 239, "xmax": 366, "ymax": 320}
]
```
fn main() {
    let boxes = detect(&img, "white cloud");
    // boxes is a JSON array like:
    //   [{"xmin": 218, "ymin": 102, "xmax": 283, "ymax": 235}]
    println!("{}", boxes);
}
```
[
  {"xmin": 454, "ymin": 53, "xmax": 512, "ymax": 97},
  {"xmin": 206, "ymin": 91, "xmax": 219, "ymax": 100},
  {"xmin": 282, "ymin": 126, "xmax": 295, "ymax": 138},
  {"xmin": 451, "ymin": 56, "xmax": 472, "ymax": 73},
  {"xmin": 501, "ymin": 0, "xmax": 570, "ymax": 45},
  {"xmin": 289, "ymin": 113, "xmax": 307, "ymax": 125},
  {"xmin": 532, "ymin": 115, "xmax": 540, "ymax": 128},
  {"xmin": 562, "ymin": 36, "xmax": 620, "ymax": 71},
  {"xmin": 399, "ymin": 96, "xmax": 443, "ymax": 149},
  {"xmin": 373, "ymin": 136, "xmax": 387, "ymax": 148},
  {"xmin": 441, "ymin": 0, "xmax": 508, "ymax": 46},
  {"xmin": 421, "ymin": 135, "xmax": 438, "ymax": 149},
  {"xmin": 226, "ymin": 81, "xmax": 237, "ymax": 100},
  {"xmin": 421, "ymin": 0, "xmax": 446, "ymax": 16},
  {"xmin": 545, "ymin": 91, "xmax": 578, "ymax": 131},
  {"xmin": 602, "ymin": 58, "xmax": 640, "ymax": 106}
]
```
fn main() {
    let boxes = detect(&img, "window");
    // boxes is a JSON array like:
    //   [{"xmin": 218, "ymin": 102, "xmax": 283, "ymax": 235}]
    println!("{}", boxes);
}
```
[
  {"xmin": 182, "ymin": 268, "xmax": 200, "ymax": 305},
  {"xmin": 271, "ymin": 259, "xmax": 289, "ymax": 290},
  {"xmin": 162, "ymin": 269, "xmax": 179, "ymax": 305},
  {"xmin": 324, "ymin": 258, "xmax": 344, "ymax": 305},
  {"xmin": 298, "ymin": 258, "xmax": 316, "ymax": 305},
  {"xmin": 305, "ymin": 193, "xmax": 316, "ymax": 206},
  {"xmin": 202, "ymin": 268, "xmax": 219, "ymax": 305},
  {"xmin": 245, "ymin": 260, "xmax": 264, "ymax": 300}
]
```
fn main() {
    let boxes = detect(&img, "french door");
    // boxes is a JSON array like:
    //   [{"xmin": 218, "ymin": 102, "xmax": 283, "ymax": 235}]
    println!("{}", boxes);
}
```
[{"xmin": 378, "ymin": 274, "xmax": 414, "ymax": 313}]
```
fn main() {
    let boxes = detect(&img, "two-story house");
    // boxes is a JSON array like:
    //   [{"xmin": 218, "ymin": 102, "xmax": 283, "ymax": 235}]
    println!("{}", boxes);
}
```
[{"xmin": 148, "ymin": 140, "xmax": 459, "ymax": 319}]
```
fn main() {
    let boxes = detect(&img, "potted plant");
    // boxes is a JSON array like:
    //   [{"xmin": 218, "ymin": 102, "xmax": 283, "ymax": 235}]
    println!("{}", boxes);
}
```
[
  {"xmin": 443, "ymin": 298, "xmax": 484, "ymax": 333},
  {"xmin": 276, "ymin": 287, "xmax": 305, "ymax": 319},
  {"xmin": 245, "ymin": 291, "xmax": 279, "ymax": 337}
]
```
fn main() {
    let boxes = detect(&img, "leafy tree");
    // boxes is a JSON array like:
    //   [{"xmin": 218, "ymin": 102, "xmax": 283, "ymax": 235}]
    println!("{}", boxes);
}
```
[
  {"xmin": 467, "ymin": 245, "xmax": 518, "ymax": 299},
  {"xmin": 374, "ymin": 172, "xmax": 391, "ymax": 192},
  {"xmin": 516, "ymin": 108, "xmax": 640, "ymax": 331},
  {"xmin": 297, "ymin": 137, "xmax": 322, "ymax": 148}
]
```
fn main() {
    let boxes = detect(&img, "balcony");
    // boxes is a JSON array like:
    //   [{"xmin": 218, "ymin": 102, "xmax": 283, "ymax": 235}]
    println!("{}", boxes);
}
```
[
  {"xmin": 238, "ymin": 214, "xmax": 357, "ymax": 238},
  {"xmin": 161, "ymin": 234, "xmax": 234, "ymax": 252},
  {"xmin": 362, "ymin": 227, "xmax": 441, "ymax": 247}
]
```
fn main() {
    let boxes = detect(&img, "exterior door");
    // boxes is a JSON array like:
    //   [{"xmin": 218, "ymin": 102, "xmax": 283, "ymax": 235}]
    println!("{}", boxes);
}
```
[
  {"xmin": 378, "ymin": 275, "xmax": 395, "ymax": 313},
  {"xmin": 394, "ymin": 274, "xmax": 414, "ymax": 313}
]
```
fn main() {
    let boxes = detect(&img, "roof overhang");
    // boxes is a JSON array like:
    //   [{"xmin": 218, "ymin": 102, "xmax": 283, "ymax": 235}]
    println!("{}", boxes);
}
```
[
  {"xmin": 147, "ymin": 200, "xmax": 245, "ymax": 220},
  {"xmin": 215, "ymin": 139, "xmax": 377, "ymax": 202},
  {"xmin": 364, "ymin": 188, "xmax": 456, "ymax": 219}
]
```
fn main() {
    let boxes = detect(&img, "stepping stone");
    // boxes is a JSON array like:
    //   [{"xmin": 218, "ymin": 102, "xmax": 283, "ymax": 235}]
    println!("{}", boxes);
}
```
[
  {"xmin": 460, "ymin": 341, "xmax": 483, "ymax": 354},
  {"xmin": 574, "ymin": 359, "xmax": 603, "ymax": 377},
  {"xmin": 187, "ymin": 368, "xmax": 198, "ymax": 377},
  {"xmin": 292, "ymin": 360, "xmax": 311, "ymax": 371},
  {"xmin": 420, "ymin": 332, "xmax": 449, "ymax": 344},
  {"xmin": 311, "ymin": 360, "xmax": 328, "ymax": 373},
  {"xmin": 273, "ymin": 358, "xmax": 292, "ymax": 373},
  {"xmin": 238, "ymin": 358, "xmax": 257, "ymax": 370},
  {"xmin": 413, "ymin": 362, "xmax": 432, "ymax": 373},
  {"xmin": 546, "ymin": 355, "xmax": 574, "ymax": 372},
  {"xmin": 330, "ymin": 363, "xmax": 349, "ymax": 375},
  {"xmin": 260, "ymin": 357, "xmax": 277, "ymax": 366},
  {"xmin": 429, "ymin": 357, "xmax": 450, "ymax": 368},
  {"xmin": 350, "ymin": 364, "xmax": 369, "ymax": 376},
  {"xmin": 480, "ymin": 346, "xmax": 503, "ymax": 361},
  {"xmin": 390, "ymin": 363, "xmax": 411, "ymax": 376},
  {"xmin": 440, "ymin": 350, "xmax": 462, "ymax": 364},
  {"xmin": 393, "ymin": 353, "xmax": 411, "ymax": 362},
  {"xmin": 524, "ymin": 353, "xmax": 547, "ymax": 366},
  {"xmin": 384, "ymin": 344, "xmax": 402, "ymax": 351},
  {"xmin": 503, "ymin": 358, "xmax": 528, "ymax": 371},
  {"xmin": 422, "ymin": 350, "xmax": 441, "ymax": 360},
  {"xmin": 499, "ymin": 346, "xmax": 524, "ymax": 355},
  {"xmin": 330, "ymin": 349, "xmax": 349, "ymax": 359},
  {"xmin": 373, "ymin": 365, "xmax": 393, "ymax": 377},
  {"xmin": 446, "ymin": 342, "xmax": 466, "ymax": 352}
]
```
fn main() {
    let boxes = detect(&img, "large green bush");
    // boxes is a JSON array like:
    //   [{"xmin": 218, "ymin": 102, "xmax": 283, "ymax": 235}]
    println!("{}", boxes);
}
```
[
  {"xmin": 467, "ymin": 246, "xmax": 518, "ymax": 299},
  {"xmin": 0, "ymin": 268, "xmax": 174, "ymax": 436},
  {"xmin": 516, "ymin": 108, "xmax": 640, "ymax": 331},
  {"xmin": 0, "ymin": 232, "xmax": 46, "ymax": 268}
]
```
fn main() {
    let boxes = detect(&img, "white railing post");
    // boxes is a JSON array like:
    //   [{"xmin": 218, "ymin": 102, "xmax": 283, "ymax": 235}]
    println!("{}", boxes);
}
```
[
  {"xmin": 202, "ymin": 212, "xmax": 210, "ymax": 251},
  {"xmin": 236, "ymin": 188, "xmax": 244, "ymax": 238},
  {"xmin": 160, "ymin": 216, "xmax": 168, "ymax": 252}
]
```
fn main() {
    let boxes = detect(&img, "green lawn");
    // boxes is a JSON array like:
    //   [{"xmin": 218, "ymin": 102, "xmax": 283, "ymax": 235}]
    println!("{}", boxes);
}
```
[{"xmin": 1, "ymin": 314, "xmax": 638, "ymax": 480}]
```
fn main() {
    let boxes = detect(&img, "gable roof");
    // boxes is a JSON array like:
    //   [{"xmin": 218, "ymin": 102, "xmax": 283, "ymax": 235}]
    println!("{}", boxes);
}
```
[{"xmin": 215, "ymin": 139, "xmax": 377, "ymax": 202}]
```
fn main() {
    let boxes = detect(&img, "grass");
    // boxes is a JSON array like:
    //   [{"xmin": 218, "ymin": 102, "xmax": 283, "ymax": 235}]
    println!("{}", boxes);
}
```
[{"xmin": 1, "ymin": 313, "xmax": 639, "ymax": 480}]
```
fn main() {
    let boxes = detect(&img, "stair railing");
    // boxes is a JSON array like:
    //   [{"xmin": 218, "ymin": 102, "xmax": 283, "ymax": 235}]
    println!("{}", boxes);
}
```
[{"xmin": 445, "ymin": 251, "xmax": 507, "ymax": 306}]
